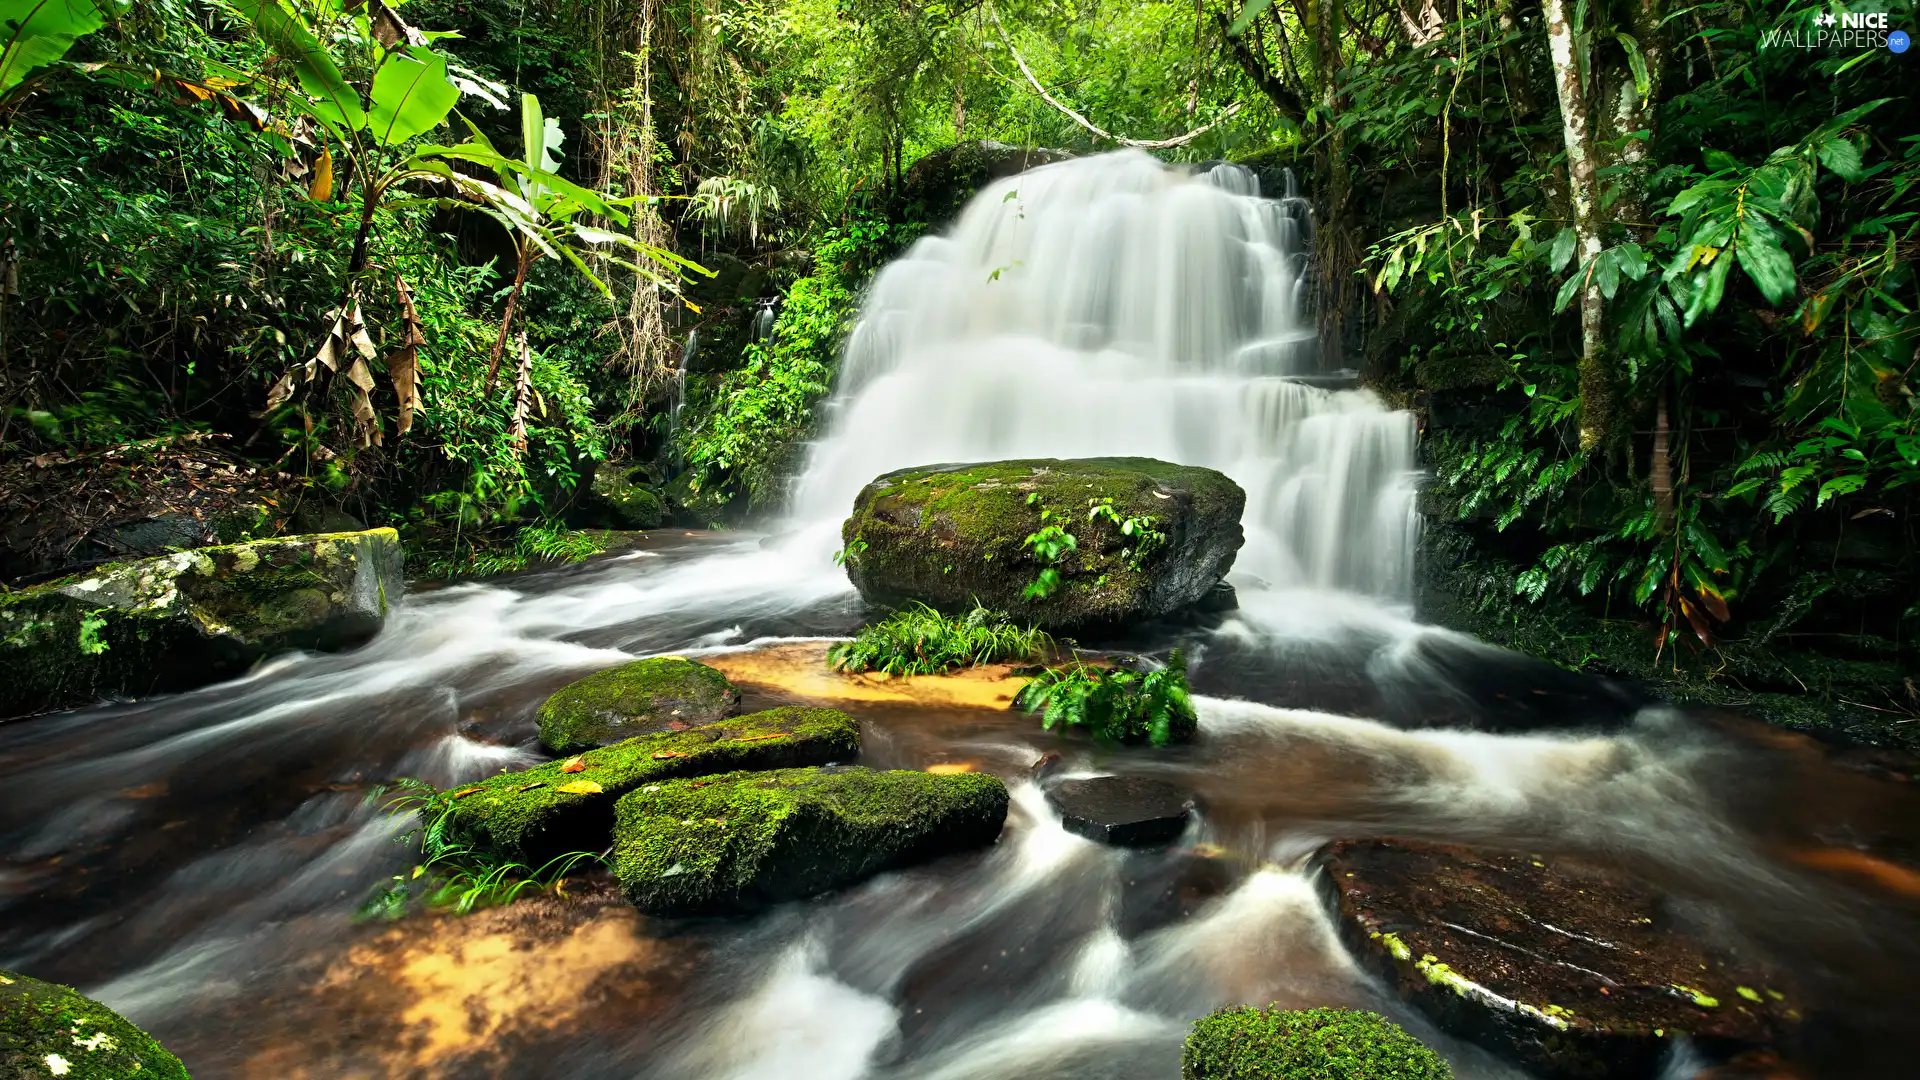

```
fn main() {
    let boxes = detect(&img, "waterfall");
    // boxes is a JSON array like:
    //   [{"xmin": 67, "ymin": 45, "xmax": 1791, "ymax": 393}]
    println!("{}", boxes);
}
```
[{"xmin": 787, "ymin": 150, "xmax": 1420, "ymax": 602}]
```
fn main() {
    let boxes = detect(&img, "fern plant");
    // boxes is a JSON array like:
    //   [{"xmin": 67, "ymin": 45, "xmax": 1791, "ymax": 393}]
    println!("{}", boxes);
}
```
[
  {"xmin": 1012, "ymin": 649, "xmax": 1199, "ymax": 746},
  {"xmin": 828, "ymin": 602, "xmax": 1054, "ymax": 676}
]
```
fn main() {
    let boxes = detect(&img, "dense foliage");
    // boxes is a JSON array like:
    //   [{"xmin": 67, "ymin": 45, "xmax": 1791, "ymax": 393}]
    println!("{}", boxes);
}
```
[
  {"xmin": 1013, "ymin": 649, "xmax": 1199, "ymax": 745},
  {"xmin": 827, "ymin": 601, "xmax": 1054, "ymax": 675},
  {"xmin": 1181, "ymin": 1006, "xmax": 1454, "ymax": 1080}
]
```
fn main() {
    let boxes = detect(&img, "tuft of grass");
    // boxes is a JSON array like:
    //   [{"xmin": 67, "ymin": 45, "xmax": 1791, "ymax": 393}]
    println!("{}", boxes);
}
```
[
  {"xmin": 357, "ymin": 778, "xmax": 604, "ymax": 919},
  {"xmin": 1012, "ymin": 648, "xmax": 1198, "ymax": 746},
  {"xmin": 412, "ymin": 522, "xmax": 608, "ymax": 580},
  {"xmin": 828, "ymin": 602, "xmax": 1054, "ymax": 676}
]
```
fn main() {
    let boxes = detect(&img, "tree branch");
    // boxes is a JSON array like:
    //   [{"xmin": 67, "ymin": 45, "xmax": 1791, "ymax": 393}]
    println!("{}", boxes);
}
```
[{"xmin": 1213, "ymin": 12, "xmax": 1306, "ymax": 119}]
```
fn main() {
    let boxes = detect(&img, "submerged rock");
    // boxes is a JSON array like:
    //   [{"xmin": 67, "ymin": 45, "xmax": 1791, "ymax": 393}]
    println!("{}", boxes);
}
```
[
  {"xmin": 1045, "ymin": 775, "xmax": 1194, "ymax": 847},
  {"xmin": 0, "ymin": 528, "xmax": 402, "ymax": 719},
  {"xmin": 612, "ymin": 765, "xmax": 1009, "ymax": 915},
  {"xmin": 537, "ymin": 656, "xmax": 743, "ymax": 753},
  {"xmin": 1319, "ymin": 838, "xmax": 1796, "ymax": 1080},
  {"xmin": 444, "ymin": 707, "xmax": 858, "ymax": 864},
  {"xmin": 842, "ymin": 458, "xmax": 1245, "ymax": 631},
  {"xmin": 1182, "ymin": 1005, "xmax": 1453, "ymax": 1080},
  {"xmin": 0, "ymin": 969, "xmax": 190, "ymax": 1080}
]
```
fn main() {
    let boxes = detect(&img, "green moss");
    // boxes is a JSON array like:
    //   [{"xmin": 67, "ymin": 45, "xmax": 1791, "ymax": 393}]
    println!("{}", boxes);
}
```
[
  {"xmin": 443, "ymin": 707, "xmax": 859, "ymax": 864},
  {"xmin": 536, "ymin": 656, "xmax": 743, "ymax": 752},
  {"xmin": 842, "ymin": 458, "xmax": 1243, "ymax": 630},
  {"xmin": 612, "ymin": 765, "xmax": 1009, "ymax": 915},
  {"xmin": 593, "ymin": 464, "xmax": 667, "ymax": 529},
  {"xmin": 1181, "ymin": 1006, "xmax": 1453, "ymax": 1080},
  {"xmin": 0, "ymin": 970, "xmax": 190, "ymax": 1080}
]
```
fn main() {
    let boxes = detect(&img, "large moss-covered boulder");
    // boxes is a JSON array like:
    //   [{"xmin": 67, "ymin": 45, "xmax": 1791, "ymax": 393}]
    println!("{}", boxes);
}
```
[
  {"xmin": 0, "ymin": 969, "xmax": 190, "ymax": 1080},
  {"xmin": 537, "ymin": 656, "xmax": 743, "ymax": 752},
  {"xmin": 1319, "ymin": 839, "xmax": 1796, "ymax": 1080},
  {"xmin": 446, "ymin": 707, "xmax": 859, "ymax": 864},
  {"xmin": 589, "ymin": 462, "xmax": 667, "ymax": 529},
  {"xmin": 842, "ymin": 458, "xmax": 1244, "ymax": 631},
  {"xmin": 613, "ymin": 765, "xmax": 1009, "ymax": 915},
  {"xmin": 0, "ymin": 528, "xmax": 402, "ymax": 719},
  {"xmin": 1182, "ymin": 1006, "xmax": 1452, "ymax": 1080}
]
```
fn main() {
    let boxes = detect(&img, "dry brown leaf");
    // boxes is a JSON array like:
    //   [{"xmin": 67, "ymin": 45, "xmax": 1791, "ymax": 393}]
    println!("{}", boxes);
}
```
[
  {"xmin": 560, "ymin": 756, "xmax": 587, "ymax": 773},
  {"xmin": 733, "ymin": 733, "xmax": 790, "ymax": 743},
  {"xmin": 651, "ymin": 750, "xmax": 688, "ymax": 760},
  {"xmin": 452, "ymin": 787, "xmax": 484, "ymax": 799},
  {"xmin": 308, "ymin": 145, "xmax": 334, "ymax": 202},
  {"xmin": 555, "ymin": 779, "xmax": 603, "ymax": 795}
]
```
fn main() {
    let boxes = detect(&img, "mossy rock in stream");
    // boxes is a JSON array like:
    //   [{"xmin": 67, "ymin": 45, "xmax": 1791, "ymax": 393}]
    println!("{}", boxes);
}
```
[
  {"xmin": 1318, "ymin": 838, "xmax": 1798, "ymax": 1080},
  {"xmin": 589, "ymin": 462, "xmax": 667, "ymax": 529},
  {"xmin": 1182, "ymin": 1006, "xmax": 1453, "ymax": 1080},
  {"xmin": 612, "ymin": 765, "xmax": 1009, "ymax": 915},
  {"xmin": 537, "ymin": 656, "xmax": 743, "ymax": 752},
  {"xmin": 842, "ymin": 458, "xmax": 1244, "ymax": 632},
  {"xmin": 444, "ymin": 707, "xmax": 859, "ymax": 864},
  {"xmin": 0, "ymin": 528, "xmax": 402, "ymax": 719},
  {"xmin": 0, "ymin": 969, "xmax": 190, "ymax": 1080}
]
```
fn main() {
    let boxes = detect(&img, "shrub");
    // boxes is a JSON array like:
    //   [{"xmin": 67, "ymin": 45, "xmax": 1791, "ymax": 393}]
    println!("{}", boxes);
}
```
[
  {"xmin": 828, "ymin": 602, "xmax": 1054, "ymax": 676},
  {"xmin": 1011, "ymin": 649, "xmax": 1198, "ymax": 746},
  {"xmin": 1181, "ymin": 1006, "xmax": 1454, "ymax": 1080}
]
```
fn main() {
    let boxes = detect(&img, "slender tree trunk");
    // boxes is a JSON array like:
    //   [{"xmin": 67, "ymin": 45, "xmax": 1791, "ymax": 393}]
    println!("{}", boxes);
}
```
[
  {"xmin": 1652, "ymin": 389, "xmax": 1673, "ymax": 530},
  {"xmin": 485, "ymin": 246, "xmax": 533, "ymax": 396},
  {"xmin": 1543, "ymin": 0, "xmax": 1613, "ymax": 451},
  {"xmin": 1606, "ymin": 0, "xmax": 1669, "ymax": 233},
  {"xmin": 508, "ymin": 329, "xmax": 534, "ymax": 455}
]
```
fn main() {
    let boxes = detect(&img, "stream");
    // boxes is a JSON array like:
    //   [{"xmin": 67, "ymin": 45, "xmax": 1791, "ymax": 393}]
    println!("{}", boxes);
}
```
[{"xmin": 3, "ymin": 152, "xmax": 1918, "ymax": 1079}]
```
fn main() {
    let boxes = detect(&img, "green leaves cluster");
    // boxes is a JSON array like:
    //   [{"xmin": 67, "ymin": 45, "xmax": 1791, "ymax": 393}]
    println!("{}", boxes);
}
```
[
  {"xmin": 1013, "ymin": 649, "xmax": 1198, "ymax": 747},
  {"xmin": 827, "ymin": 602, "xmax": 1054, "ymax": 676}
]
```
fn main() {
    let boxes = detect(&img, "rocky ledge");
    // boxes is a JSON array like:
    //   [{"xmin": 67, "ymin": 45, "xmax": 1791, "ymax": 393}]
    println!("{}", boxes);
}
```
[
  {"xmin": 0, "ymin": 528, "xmax": 402, "ymax": 718},
  {"xmin": 1318, "ymin": 838, "xmax": 1796, "ymax": 1079},
  {"xmin": 841, "ymin": 457, "xmax": 1244, "ymax": 631},
  {"xmin": 537, "ymin": 656, "xmax": 743, "ymax": 753},
  {"xmin": 1, "ymin": 969, "xmax": 190, "ymax": 1080},
  {"xmin": 613, "ymin": 765, "xmax": 1009, "ymax": 915}
]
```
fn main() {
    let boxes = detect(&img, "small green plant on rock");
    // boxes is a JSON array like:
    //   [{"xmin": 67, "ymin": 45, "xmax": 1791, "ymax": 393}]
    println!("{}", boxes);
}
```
[
  {"xmin": 1181, "ymin": 1006, "xmax": 1453, "ymax": 1080},
  {"xmin": 1022, "ymin": 492, "xmax": 1079, "ymax": 600},
  {"xmin": 828, "ymin": 602, "xmax": 1054, "ymax": 676},
  {"xmin": 1087, "ymin": 497, "xmax": 1165, "ymax": 568},
  {"xmin": 1013, "ymin": 649, "xmax": 1198, "ymax": 746},
  {"xmin": 359, "ymin": 778, "xmax": 603, "ymax": 918}
]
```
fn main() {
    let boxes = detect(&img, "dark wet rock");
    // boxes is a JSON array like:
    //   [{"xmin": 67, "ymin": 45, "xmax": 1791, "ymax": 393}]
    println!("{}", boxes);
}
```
[
  {"xmin": 1318, "ymin": 838, "xmax": 1797, "ymax": 1080},
  {"xmin": 537, "ymin": 656, "xmax": 743, "ymax": 753},
  {"xmin": 0, "ymin": 528, "xmax": 403, "ymax": 719},
  {"xmin": 894, "ymin": 140, "xmax": 1074, "ymax": 226},
  {"xmin": 612, "ymin": 765, "xmax": 1009, "ymax": 915},
  {"xmin": 1030, "ymin": 751, "xmax": 1065, "ymax": 781},
  {"xmin": 1, "ymin": 969, "xmax": 190, "ymax": 1080},
  {"xmin": 842, "ymin": 457, "xmax": 1244, "ymax": 632},
  {"xmin": 1182, "ymin": 1005, "xmax": 1453, "ymax": 1080},
  {"xmin": 444, "ymin": 707, "xmax": 859, "ymax": 865},
  {"xmin": 1116, "ymin": 847, "xmax": 1238, "ymax": 937},
  {"xmin": 588, "ymin": 462, "xmax": 667, "ymax": 530},
  {"xmin": 1046, "ymin": 775, "xmax": 1194, "ymax": 847}
]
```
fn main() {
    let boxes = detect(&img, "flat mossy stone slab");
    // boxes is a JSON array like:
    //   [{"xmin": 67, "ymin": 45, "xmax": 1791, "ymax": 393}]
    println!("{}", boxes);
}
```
[
  {"xmin": 444, "ymin": 707, "xmax": 858, "ymax": 865},
  {"xmin": 1045, "ymin": 775, "xmax": 1194, "ymax": 847},
  {"xmin": 0, "ymin": 969, "xmax": 191, "ymax": 1080},
  {"xmin": 1318, "ymin": 838, "xmax": 1796, "ymax": 1080},
  {"xmin": 613, "ymin": 765, "xmax": 1010, "ymax": 915},
  {"xmin": 1182, "ymin": 1005, "xmax": 1453, "ymax": 1080},
  {"xmin": 0, "ymin": 528, "xmax": 402, "ymax": 719},
  {"xmin": 841, "ymin": 457, "xmax": 1244, "ymax": 631},
  {"xmin": 536, "ymin": 656, "xmax": 743, "ymax": 752}
]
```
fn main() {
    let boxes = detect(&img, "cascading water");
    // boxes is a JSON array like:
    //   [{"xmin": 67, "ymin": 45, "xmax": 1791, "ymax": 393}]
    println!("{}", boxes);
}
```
[{"xmin": 789, "ymin": 150, "xmax": 1420, "ymax": 602}]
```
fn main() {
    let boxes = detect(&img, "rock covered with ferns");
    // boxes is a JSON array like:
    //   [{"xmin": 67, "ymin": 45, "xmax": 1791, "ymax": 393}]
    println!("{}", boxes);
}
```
[{"xmin": 840, "ymin": 458, "xmax": 1244, "ymax": 631}]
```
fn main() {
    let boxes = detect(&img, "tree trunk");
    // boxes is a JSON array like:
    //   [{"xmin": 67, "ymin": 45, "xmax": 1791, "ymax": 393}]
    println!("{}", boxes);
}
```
[
  {"xmin": 1543, "ymin": 0, "xmax": 1613, "ymax": 451},
  {"xmin": 1652, "ymin": 389, "xmax": 1673, "ymax": 530},
  {"xmin": 508, "ymin": 329, "xmax": 534, "ymax": 455},
  {"xmin": 485, "ymin": 246, "xmax": 533, "ymax": 397}
]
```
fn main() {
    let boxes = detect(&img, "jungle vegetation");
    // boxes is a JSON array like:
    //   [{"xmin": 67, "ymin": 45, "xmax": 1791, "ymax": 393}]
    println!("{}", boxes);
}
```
[{"xmin": 1, "ymin": 0, "xmax": 1914, "ymax": 731}]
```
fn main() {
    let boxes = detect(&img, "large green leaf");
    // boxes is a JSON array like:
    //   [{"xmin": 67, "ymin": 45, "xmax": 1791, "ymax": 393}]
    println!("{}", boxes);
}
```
[
  {"xmin": 1734, "ymin": 219, "xmax": 1796, "ymax": 305},
  {"xmin": 369, "ymin": 45, "xmax": 456, "ymax": 145},
  {"xmin": 229, "ymin": 0, "xmax": 364, "ymax": 134},
  {"xmin": 0, "ymin": 0, "xmax": 109, "ymax": 96}
]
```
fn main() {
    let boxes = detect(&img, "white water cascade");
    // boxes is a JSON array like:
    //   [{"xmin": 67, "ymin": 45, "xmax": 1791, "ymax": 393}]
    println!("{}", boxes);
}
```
[{"xmin": 786, "ymin": 149, "xmax": 1420, "ymax": 602}]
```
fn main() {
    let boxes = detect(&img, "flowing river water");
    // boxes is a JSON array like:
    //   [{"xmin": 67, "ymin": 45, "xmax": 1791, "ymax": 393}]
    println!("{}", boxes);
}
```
[{"xmin": 3, "ymin": 153, "xmax": 1919, "ymax": 1079}]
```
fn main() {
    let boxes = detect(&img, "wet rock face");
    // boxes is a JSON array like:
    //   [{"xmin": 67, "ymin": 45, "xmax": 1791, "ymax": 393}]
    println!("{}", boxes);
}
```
[
  {"xmin": 0, "ymin": 528, "xmax": 403, "ymax": 719},
  {"xmin": 589, "ymin": 462, "xmax": 667, "ymax": 529},
  {"xmin": 444, "ymin": 707, "xmax": 860, "ymax": 866},
  {"xmin": 1045, "ymin": 775, "xmax": 1194, "ymax": 847},
  {"xmin": 842, "ymin": 458, "xmax": 1244, "ymax": 632},
  {"xmin": 1, "ymin": 969, "xmax": 190, "ymax": 1080},
  {"xmin": 612, "ymin": 765, "xmax": 1010, "ymax": 915},
  {"xmin": 537, "ymin": 657, "xmax": 743, "ymax": 753},
  {"xmin": 1319, "ymin": 838, "xmax": 1797, "ymax": 1080}
]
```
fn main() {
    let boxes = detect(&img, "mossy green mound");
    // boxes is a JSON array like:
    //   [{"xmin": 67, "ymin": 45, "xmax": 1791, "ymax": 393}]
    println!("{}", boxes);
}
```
[
  {"xmin": 536, "ymin": 656, "xmax": 743, "ymax": 752},
  {"xmin": 445, "ymin": 707, "xmax": 858, "ymax": 864},
  {"xmin": 590, "ymin": 463, "xmax": 667, "ymax": 529},
  {"xmin": 841, "ymin": 458, "xmax": 1243, "ymax": 631},
  {"xmin": 1182, "ymin": 1006, "xmax": 1452, "ymax": 1080},
  {"xmin": 612, "ymin": 765, "xmax": 1009, "ymax": 915},
  {"xmin": 0, "ymin": 528, "xmax": 402, "ymax": 719},
  {"xmin": 0, "ymin": 970, "xmax": 190, "ymax": 1080}
]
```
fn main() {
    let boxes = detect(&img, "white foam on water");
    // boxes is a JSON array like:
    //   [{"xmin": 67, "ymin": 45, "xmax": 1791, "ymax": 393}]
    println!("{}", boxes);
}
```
[{"xmin": 676, "ymin": 938, "xmax": 899, "ymax": 1080}]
